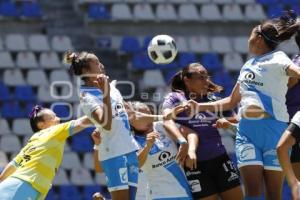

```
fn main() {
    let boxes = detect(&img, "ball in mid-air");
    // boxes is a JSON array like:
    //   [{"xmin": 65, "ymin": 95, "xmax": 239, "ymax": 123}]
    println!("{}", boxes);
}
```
[{"xmin": 147, "ymin": 35, "xmax": 177, "ymax": 64}]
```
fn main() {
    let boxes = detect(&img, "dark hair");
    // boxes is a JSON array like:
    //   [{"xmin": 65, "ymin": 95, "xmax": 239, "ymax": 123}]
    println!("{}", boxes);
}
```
[
  {"xmin": 295, "ymin": 30, "xmax": 300, "ymax": 51},
  {"xmin": 257, "ymin": 10, "xmax": 300, "ymax": 50},
  {"xmin": 170, "ymin": 63, "xmax": 223, "ymax": 94},
  {"xmin": 64, "ymin": 51, "xmax": 98, "ymax": 80},
  {"xmin": 29, "ymin": 105, "xmax": 45, "ymax": 132}
]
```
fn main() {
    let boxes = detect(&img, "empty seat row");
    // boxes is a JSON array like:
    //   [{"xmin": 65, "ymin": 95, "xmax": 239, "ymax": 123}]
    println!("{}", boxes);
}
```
[
  {"xmin": 0, "ymin": 1, "xmax": 42, "ymax": 18},
  {"xmin": 0, "ymin": 34, "xmax": 73, "ymax": 52},
  {"xmin": 0, "ymin": 51, "xmax": 63, "ymax": 69},
  {"xmin": 88, "ymin": 3, "xmax": 266, "ymax": 21}
]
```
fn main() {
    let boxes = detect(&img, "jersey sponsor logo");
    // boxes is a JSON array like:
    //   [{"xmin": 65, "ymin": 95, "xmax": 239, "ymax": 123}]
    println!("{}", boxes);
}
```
[
  {"xmin": 186, "ymin": 170, "xmax": 201, "ymax": 177},
  {"xmin": 243, "ymin": 71, "xmax": 264, "ymax": 86},
  {"xmin": 119, "ymin": 168, "xmax": 128, "ymax": 184},
  {"xmin": 239, "ymin": 143, "xmax": 256, "ymax": 161},
  {"xmin": 188, "ymin": 180, "xmax": 201, "ymax": 193},
  {"xmin": 227, "ymin": 172, "xmax": 239, "ymax": 182},
  {"xmin": 152, "ymin": 151, "xmax": 176, "ymax": 169}
]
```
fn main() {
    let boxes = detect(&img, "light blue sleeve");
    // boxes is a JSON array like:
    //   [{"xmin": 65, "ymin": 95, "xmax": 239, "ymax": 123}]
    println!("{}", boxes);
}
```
[{"xmin": 80, "ymin": 93, "xmax": 103, "ymax": 118}]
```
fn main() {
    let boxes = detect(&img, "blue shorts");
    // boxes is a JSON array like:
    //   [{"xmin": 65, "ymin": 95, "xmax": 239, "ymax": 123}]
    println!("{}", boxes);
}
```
[
  {"xmin": 0, "ymin": 177, "xmax": 39, "ymax": 200},
  {"xmin": 101, "ymin": 151, "xmax": 139, "ymax": 192},
  {"xmin": 236, "ymin": 118, "xmax": 287, "ymax": 171}
]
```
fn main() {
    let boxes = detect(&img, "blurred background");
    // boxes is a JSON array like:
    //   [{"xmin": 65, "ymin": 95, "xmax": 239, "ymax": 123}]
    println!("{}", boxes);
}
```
[{"xmin": 0, "ymin": 0, "xmax": 299, "ymax": 199}]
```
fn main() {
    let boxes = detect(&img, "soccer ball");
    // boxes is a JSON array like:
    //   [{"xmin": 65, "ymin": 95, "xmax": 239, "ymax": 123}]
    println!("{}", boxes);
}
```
[{"xmin": 147, "ymin": 35, "xmax": 177, "ymax": 64}]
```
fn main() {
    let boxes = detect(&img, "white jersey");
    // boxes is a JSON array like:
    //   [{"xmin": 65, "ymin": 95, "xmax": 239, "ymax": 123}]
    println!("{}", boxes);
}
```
[
  {"xmin": 238, "ymin": 51, "xmax": 293, "ymax": 122},
  {"xmin": 134, "ymin": 122, "xmax": 192, "ymax": 199},
  {"xmin": 292, "ymin": 111, "xmax": 300, "ymax": 128},
  {"xmin": 136, "ymin": 170, "xmax": 150, "ymax": 200},
  {"xmin": 80, "ymin": 82, "xmax": 139, "ymax": 161}
]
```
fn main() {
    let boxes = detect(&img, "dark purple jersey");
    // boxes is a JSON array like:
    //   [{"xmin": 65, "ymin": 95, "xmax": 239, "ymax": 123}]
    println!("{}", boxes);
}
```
[
  {"xmin": 286, "ymin": 54, "xmax": 300, "ymax": 119},
  {"xmin": 162, "ymin": 91, "xmax": 230, "ymax": 161}
]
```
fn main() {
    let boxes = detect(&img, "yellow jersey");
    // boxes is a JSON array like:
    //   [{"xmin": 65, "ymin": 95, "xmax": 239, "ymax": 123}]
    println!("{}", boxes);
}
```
[{"xmin": 12, "ymin": 121, "xmax": 74, "ymax": 199}]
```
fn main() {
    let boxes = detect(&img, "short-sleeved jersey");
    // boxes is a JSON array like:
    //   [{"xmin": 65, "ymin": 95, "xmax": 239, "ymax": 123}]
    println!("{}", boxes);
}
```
[
  {"xmin": 12, "ymin": 121, "xmax": 74, "ymax": 198},
  {"xmin": 134, "ymin": 122, "xmax": 192, "ymax": 199},
  {"xmin": 238, "ymin": 51, "xmax": 293, "ymax": 122},
  {"xmin": 162, "ymin": 92, "xmax": 228, "ymax": 161},
  {"xmin": 286, "ymin": 54, "xmax": 300, "ymax": 119},
  {"xmin": 80, "ymin": 82, "xmax": 139, "ymax": 161}
]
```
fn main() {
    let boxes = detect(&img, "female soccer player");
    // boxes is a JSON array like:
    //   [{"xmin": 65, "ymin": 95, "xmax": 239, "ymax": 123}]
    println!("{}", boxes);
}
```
[
  {"xmin": 65, "ymin": 51, "xmax": 184, "ymax": 200},
  {"xmin": 92, "ymin": 102, "xmax": 192, "ymax": 200},
  {"xmin": 0, "ymin": 105, "xmax": 92, "ymax": 200},
  {"xmin": 277, "ymin": 111, "xmax": 300, "ymax": 200},
  {"xmin": 185, "ymin": 12, "xmax": 300, "ymax": 200},
  {"xmin": 162, "ymin": 63, "xmax": 243, "ymax": 200},
  {"xmin": 287, "ymin": 32, "xmax": 300, "ymax": 180}
]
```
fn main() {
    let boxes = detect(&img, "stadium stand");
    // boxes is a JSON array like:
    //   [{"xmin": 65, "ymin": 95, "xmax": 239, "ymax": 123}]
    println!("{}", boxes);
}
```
[{"xmin": 0, "ymin": 0, "xmax": 298, "ymax": 199}]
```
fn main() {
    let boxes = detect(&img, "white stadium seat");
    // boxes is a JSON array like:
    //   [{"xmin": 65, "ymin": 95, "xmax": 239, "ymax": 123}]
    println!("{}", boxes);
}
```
[
  {"xmin": 173, "ymin": 36, "xmax": 189, "ymax": 52},
  {"xmin": 16, "ymin": 52, "xmax": 38, "ymax": 68},
  {"xmin": 223, "ymin": 52, "xmax": 244, "ymax": 71},
  {"xmin": 49, "ymin": 70, "xmax": 71, "ymax": 83},
  {"xmin": 61, "ymin": 85, "xmax": 79, "ymax": 102},
  {"xmin": 235, "ymin": 0, "xmax": 255, "ymax": 4},
  {"xmin": 0, "ymin": 135, "xmax": 21, "ymax": 153},
  {"xmin": 37, "ymin": 85, "xmax": 57, "ymax": 103},
  {"xmin": 28, "ymin": 34, "xmax": 51, "ymax": 52},
  {"xmin": 61, "ymin": 152, "xmax": 82, "ymax": 170},
  {"xmin": 0, "ymin": 119, "xmax": 11, "ymax": 135},
  {"xmin": 53, "ymin": 169, "xmax": 70, "ymax": 185},
  {"xmin": 0, "ymin": 37, "xmax": 4, "ymax": 51},
  {"xmin": 3, "ymin": 70, "xmax": 25, "ymax": 86},
  {"xmin": 13, "ymin": 119, "xmax": 32, "ymax": 136},
  {"xmin": 223, "ymin": 4, "xmax": 244, "ymax": 21},
  {"xmin": 23, "ymin": 136, "xmax": 31, "ymax": 146},
  {"xmin": 133, "ymin": 3, "xmax": 155, "ymax": 21},
  {"xmin": 0, "ymin": 51, "xmax": 14, "ymax": 68},
  {"xmin": 39, "ymin": 52, "xmax": 61, "ymax": 69},
  {"xmin": 211, "ymin": 36, "xmax": 232, "ymax": 53},
  {"xmin": 111, "ymin": 3, "xmax": 132, "ymax": 20},
  {"xmin": 51, "ymin": 35, "xmax": 73, "ymax": 52},
  {"xmin": 178, "ymin": 4, "xmax": 199, "ymax": 21},
  {"xmin": 0, "ymin": 151, "xmax": 8, "ymax": 170},
  {"xmin": 5, "ymin": 34, "xmax": 27, "ymax": 51},
  {"xmin": 27, "ymin": 70, "xmax": 49, "ymax": 86},
  {"xmin": 189, "ymin": 0, "xmax": 210, "ymax": 3},
  {"xmin": 245, "ymin": 4, "xmax": 266, "ymax": 21},
  {"xmin": 70, "ymin": 168, "xmax": 94, "ymax": 185},
  {"xmin": 212, "ymin": 0, "xmax": 233, "ymax": 3},
  {"xmin": 233, "ymin": 36, "xmax": 248, "ymax": 54},
  {"xmin": 201, "ymin": 4, "xmax": 222, "ymax": 21},
  {"xmin": 156, "ymin": 4, "xmax": 177, "ymax": 21},
  {"xmin": 188, "ymin": 35, "xmax": 211, "ymax": 53},
  {"xmin": 142, "ymin": 70, "xmax": 165, "ymax": 88},
  {"xmin": 278, "ymin": 39, "xmax": 299, "ymax": 55},
  {"xmin": 83, "ymin": 153, "xmax": 94, "ymax": 170}
]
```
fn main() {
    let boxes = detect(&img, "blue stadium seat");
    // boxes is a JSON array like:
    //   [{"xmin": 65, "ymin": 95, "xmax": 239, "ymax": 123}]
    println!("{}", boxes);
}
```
[
  {"xmin": 24, "ymin": 102, "xmax": 38, "ymax": 117},
  {"xmin": 14, "ymin": 86, "xmax": 36, "ymax": 102},
  {"xmin": 71, "ymin": 127, "xmax": 94, "ymax": 152},
  {"xmin": 21, "ymin": 2, "xmax": 42, "ymax": 18},
  {"xmin": 0, "ymin": 1, "xmax": 19, "ymax": 17},
  {"xmin": 120, "ymin": 36, "xmax": 141, "ymax": 53},
  {"xmin": 178, "ymin": 52, "xmax": 197, "ymax": 67},
  {"xmin": 1, "ymin": 102, "xmax": 24, "ymax": 118},
  {"xmin": 88, "ymin": 3, "xmax": 110, "ymax": 20},
  {"xmin": 0, "ymin": 82, "xmax": 11, "ymax": 101},
  {"xmin": 282, "ymin": 180, "xmax": 291, "ymax": 200},
  {"xmin": 157, "ymin": 61, "xmax": 178, "ymax": 70},
  {"xmin": 267, "ymin": 5, "xmax": 284, "ymax": 18},
  {"xmin": 52, "ymin": 104, "xmax": 71, "ymax": 119},
  {"xmin": 200, "ymin": 53, "xmax": 223, "ymax": 71},
  {"xmin": 280, "ymin": 0, "xmax": 298, "ymax": 6},
  {"xmin": 132, "ymin": 53, "xmax": 155, "ymax": 70},
  {"xmin": 212, "ymin": 71, "xmax": 234, "ymax": 96},
  {"xmin": 45, "ymin": 188, "xmax": 57, "ymax": 200},
  {"xmin": 142, "ymin": 36, "xmax": 153, "ymax": 51},
  {"xmin": 164, "ymin": 68, "xmax": 181, "ymax": 83},
  {"xmin": 83, "ymin": 185, "xmax": 104, "ymax": 200},
  {"xmin": 257, "ymin": 0, "xmax": 278, "ymax": 5},
  {"xmin": 96, "ymin": 36, "xmax": 111, "ymax": 49},
  {"xmin": 59, "ymin": 185, "xmax": 82, "ymax": 200},
  {"xmin": 291, "ymin": 5, "xmax": 300, "ymax": 15}
]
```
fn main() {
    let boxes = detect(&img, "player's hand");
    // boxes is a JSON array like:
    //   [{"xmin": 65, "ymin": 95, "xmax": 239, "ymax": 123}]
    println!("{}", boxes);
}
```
[
  {"xmin": 213, "ymin": 118, "xmax": 232, "ymax": 129},
  {"xmin": 291, "ymin": 181, "xmax": 300, "ymax": 200},
  {"xmin": 185, "ymin": 150, "xmax": 197, "ymax": 170},
  {"xmin": 91, "ymin": 129, "xmax": 102, "ymax": 145},
  {"xmin": 93, "ymin": 74, "xmax": 110, "ymax": 96},
  {"xmin": 183, "ymin": 100, "xmax": 199, "ymax": 117},
  {"xmin": 163, "ymin": 105, "xmax": 186, "ymax": 121},
  {"xmin": 146, "ymin": 132, "xmax": 160, "ymax": 147},
  {"xmin": 176, "ymin": 142, "xmax": 188, "ymax": 166}
]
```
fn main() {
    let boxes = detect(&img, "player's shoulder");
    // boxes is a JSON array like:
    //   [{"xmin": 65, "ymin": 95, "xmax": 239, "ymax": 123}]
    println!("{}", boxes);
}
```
[{"xmin": 164, "ymin": 91, "xmax": 186, "ymax": 101}]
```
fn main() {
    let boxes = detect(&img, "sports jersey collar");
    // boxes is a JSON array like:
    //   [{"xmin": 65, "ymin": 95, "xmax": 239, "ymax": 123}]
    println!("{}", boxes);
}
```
[{"xmin": 253, "ymin": 50, "xmax": 276, "ymax": 62}]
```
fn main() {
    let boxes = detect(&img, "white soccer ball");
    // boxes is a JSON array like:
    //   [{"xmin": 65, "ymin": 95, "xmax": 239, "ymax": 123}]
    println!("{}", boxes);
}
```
[{"xmin": 147, "ymin": 35, "xmax": 178, "ymax": 64}]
